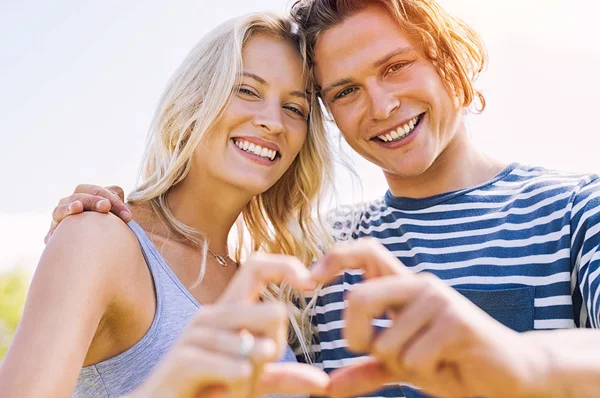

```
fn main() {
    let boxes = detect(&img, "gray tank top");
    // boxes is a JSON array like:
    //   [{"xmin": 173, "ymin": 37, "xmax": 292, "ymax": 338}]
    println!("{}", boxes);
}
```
[{"xmin": 74, "ymin": 220, "xmax": 303, "ymax": 397}]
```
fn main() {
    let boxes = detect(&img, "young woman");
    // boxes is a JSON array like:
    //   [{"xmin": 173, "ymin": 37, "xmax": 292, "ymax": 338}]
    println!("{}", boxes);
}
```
[{"xmin": 0, "ymin": 12, "xmax": 332, "ymax": 397}]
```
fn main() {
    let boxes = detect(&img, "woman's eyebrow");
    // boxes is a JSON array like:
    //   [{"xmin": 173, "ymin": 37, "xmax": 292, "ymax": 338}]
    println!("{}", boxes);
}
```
[
  {"xmin": 243, "ymin": 72, "xmax": 267, "ymax": 85},
  {"xmin": 290, "ymin": 90, "xmax": 309, "ymax": 101}
]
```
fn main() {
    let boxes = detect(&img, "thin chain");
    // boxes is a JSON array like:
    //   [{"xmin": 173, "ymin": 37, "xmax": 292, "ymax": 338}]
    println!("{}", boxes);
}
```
[{"xmin": 207, "ymin": 248, "xmax": 234, "ymax": 267}]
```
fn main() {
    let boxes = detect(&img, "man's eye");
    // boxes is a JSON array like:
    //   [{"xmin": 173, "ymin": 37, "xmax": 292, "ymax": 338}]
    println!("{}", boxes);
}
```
[
  {"xmin": 387, "ymin": 62, "xmax": 408, "ymax": 74},
  {"xmin": 334, "ymin": 87, "xmax": 357, "ymax": 100}
]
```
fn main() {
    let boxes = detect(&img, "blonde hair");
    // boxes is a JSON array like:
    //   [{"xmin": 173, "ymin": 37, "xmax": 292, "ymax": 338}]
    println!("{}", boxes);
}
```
[
  {"xmin": 128, "ymin": 13, "xmax": 333, "ymax": 360},
  {"xmin": 291, "ymin": 0, "xmax": 487, "ymax": 111}
]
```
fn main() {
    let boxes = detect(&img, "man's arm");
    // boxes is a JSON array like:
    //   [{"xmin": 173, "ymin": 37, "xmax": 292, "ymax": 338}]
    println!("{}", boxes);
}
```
[
  {"xmin": 570, "ymin": 178, "xmax": 600, "ymax": 328},
  {"xmin": 0, "ymin": 212, "xmax": 138, "ymax": 397}
]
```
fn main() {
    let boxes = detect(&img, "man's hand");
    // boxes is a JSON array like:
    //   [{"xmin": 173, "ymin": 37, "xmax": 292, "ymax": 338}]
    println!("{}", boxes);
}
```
[
  {"xmin": 45, "ymin": 184, "xmax": 131, "ymax": 243},
  {"xmin": 312, "ymin": 239, "xmax": 551, "ymax": 398}
]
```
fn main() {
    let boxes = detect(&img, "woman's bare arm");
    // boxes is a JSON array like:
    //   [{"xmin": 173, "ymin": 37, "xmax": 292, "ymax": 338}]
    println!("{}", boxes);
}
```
[{"xmin": 0, "ymin": 212, "xmax": 138, "ymax": 397}]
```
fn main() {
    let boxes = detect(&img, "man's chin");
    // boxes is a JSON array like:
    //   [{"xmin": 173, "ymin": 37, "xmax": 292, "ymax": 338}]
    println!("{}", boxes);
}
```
[{"xmin": 380, "ymin": 158, "xmax": 435, "ymax": 180}]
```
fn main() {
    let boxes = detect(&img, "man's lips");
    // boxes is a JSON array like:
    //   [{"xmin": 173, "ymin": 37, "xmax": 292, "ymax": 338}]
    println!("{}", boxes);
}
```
[{"xmin": 369, "ymin": 112, "xmax": 425, "ymax": 143}]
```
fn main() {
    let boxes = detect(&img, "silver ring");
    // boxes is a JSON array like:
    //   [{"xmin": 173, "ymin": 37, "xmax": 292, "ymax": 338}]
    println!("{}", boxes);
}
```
[{"xmin": 237, "ymin": 329, "xmax": 255, "ymax": 359}]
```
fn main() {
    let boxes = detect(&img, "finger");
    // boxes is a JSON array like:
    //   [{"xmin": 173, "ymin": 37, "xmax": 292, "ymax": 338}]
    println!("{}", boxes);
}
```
[
  {"xmin": 218, "ymin": 252, "xmax": 315, "ymax": 304},
  {"xmin": 105, "ymin": 185, "xmax": 125, "ymax": 202},
  {"xmin": 50, "ymin": 200, "xmax": 84, "ymax": 228},
  {"xmin": 179, "ymin": 346, "xmax": 254, "ymax": 386},
  {"xmin": 74, "ymin": 184, "xmax": 131, "ymax": 221},
  {"xmin": 372, "ymin": 280, "xmax": 443, "ymax": 364},
  {"xmin": 51, "ymin": 193, "xmax": 110, "ymax": 224},
  {"xmin": 327, "ymin": 358, "xmax": 399, "ymax": 398},
  {"xmin": 200, "ymin": 386, "xmax": 232, "ymax": 398},
  {"xmin": 184, "ymin": 327, "xmax": 279, "ymax": 364},
  {"xmin": 311, "ymin": 238, "xmax": 409, "ymax": 284},
  {"xmin": 255, "ymin": 362, "xmax": 330, "ymax": 396},
  {"xmin": 344, "ymin": 275, "xmax": 422, "ymax": 352},
  {"xmin": 400, "ymin": 319, "xmax": 453, "ymax": 387},
  {"xmin": 43, "ymin": 229, "xmax": 54, "ymax": 245},
  {"xmin": 191, "ymin": 303, "xmax": 288, "ymax": 345}
]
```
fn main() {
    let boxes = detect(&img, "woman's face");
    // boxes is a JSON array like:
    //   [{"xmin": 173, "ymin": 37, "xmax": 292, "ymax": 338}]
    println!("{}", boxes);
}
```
[{"xmin": 193, "ymin": 33, "xmax": 310, "ymax": 196}]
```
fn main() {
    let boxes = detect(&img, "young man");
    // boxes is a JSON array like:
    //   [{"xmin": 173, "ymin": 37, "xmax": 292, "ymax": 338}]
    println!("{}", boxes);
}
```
[{"xmin": 49, "ymin": 1, "xmax": 600, "ymax": 397}]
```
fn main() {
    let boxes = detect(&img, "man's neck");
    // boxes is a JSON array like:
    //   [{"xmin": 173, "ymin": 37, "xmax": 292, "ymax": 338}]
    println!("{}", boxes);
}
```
[{"xmin": 385, "ymin": 128, "xmax": 507, "ymax": 199}]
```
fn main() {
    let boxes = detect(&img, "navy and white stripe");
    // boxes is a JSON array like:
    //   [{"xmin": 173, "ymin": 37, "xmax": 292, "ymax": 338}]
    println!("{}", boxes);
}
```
[{"xmin": 309, "ymin": 163, "xmax": 600, "ymax": 397}]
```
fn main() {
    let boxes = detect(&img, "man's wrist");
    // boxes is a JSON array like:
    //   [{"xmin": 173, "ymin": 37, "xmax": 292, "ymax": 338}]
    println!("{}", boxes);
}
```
[{"xmin": 516, "ymin": 332, "xmax": 565, "ymax": 398}]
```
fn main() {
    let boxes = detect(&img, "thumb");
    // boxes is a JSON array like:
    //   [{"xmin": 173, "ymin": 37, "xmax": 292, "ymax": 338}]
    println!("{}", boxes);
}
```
[
  {"xmin": 327, "ymin": 358, "xmax": 400, "ymax": 398},
  {"xmin": 254, "ymin": 363, "xmax": 330, "ymax": 396},
  {"xmin": 218, "ymin": 253, "xmax": 314, "ymax": 304}
]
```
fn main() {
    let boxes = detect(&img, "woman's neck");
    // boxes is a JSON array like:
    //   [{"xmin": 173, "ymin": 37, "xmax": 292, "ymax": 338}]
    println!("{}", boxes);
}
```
[{"xmin": 163, "ymin": 175, "xmax": 251, "ymax": 253}]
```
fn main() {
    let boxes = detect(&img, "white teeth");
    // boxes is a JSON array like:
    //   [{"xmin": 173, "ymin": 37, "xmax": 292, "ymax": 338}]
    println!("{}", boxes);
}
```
[
  {"xmin": 233, "ymin": 138, "xmax": 278, "ymax": 161},
  {"xmin": 376, "ymin": 114, "xmax": 421, "ymax": 143}
]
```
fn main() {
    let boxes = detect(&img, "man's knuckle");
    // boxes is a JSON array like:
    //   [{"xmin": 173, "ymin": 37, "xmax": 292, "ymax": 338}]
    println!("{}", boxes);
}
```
[
  {"xmin": 74, "ymin": 184, "xmax": 87, "ymax": 192},
  {"xmin": 326, "ymin": 246, "xmax": 344, "ymax": 262},
  {"xmin": 347, "ymin": 289, "xmax": 368, "ymax": 310}
]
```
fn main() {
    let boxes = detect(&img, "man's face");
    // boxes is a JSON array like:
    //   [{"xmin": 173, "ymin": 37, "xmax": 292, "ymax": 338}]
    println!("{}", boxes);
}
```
[{"xmin": 313, "ymin": 4, "xmax": 464, "ymax": 179}]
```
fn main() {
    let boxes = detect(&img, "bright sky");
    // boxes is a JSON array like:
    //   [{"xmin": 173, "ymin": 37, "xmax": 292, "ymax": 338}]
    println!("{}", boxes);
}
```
[{"xmin": 1, "ymin": 0, "xmax": 599, "ymax": 272}]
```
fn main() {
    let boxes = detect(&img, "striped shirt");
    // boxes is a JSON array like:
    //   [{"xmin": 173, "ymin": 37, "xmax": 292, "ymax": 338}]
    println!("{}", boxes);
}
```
[{"xmin": 310, "ymin": 163, "xmax": 600, "ymax": 397}]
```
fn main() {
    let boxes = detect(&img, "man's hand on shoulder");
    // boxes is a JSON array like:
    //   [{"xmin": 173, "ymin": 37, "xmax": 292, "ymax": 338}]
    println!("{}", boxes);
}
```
[{"xmin": 45, "ymin": 184, "xmax": 131, "ymax": 243}]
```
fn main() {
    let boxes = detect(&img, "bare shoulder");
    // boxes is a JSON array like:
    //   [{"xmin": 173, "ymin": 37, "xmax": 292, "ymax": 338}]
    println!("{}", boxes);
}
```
[
  {"xmin": 50, "ymin": 211, "xmax": 138, "ymax": 253},
  {"xmin": 0, "ymin": 213, "xmax": 147, "ymax": 396},
  {"xmin": 43, "ymin": 212, "xmax": 142, "ymax": 296}
]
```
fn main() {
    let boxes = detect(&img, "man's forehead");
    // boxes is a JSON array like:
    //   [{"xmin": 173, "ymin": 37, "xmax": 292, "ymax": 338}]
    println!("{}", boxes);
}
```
[{"xmin": 313, "ymin": 10, "xmax": 416, "ymax": 85}]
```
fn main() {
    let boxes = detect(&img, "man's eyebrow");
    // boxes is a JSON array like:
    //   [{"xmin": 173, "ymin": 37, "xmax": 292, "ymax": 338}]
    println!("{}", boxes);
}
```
[
  {"xmin": 320, "ymin": 47, "xmax": 416, "ymax": 98},
  {"xmin": 320, "ymin": 78, "xmax": 353, "ymax": 98},
  {"xmin": 372, "ymin": 47, "xmax": 415, "ymax": 69},
  {"xmin": 242, "ymin": 72, "xmax": 267, "ymax": 85}
]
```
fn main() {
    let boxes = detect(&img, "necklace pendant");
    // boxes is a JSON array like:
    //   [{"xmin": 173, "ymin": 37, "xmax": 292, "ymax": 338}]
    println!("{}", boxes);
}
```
[{"xmin": 215, "ymin": 254, "xmax": 228, "ymax": 267}]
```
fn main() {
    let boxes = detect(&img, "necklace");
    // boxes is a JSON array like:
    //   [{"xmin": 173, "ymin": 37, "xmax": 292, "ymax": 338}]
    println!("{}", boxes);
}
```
[{"xmin": 207, "ymin": 248, "xmax": 231, "ymax": 267}]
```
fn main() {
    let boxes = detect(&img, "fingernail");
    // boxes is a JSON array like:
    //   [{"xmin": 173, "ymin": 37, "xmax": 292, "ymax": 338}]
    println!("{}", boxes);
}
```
[
  {"xmin": 96, "ymin": 200, "xmax": 107, "ymax": 210},
  {"xmin": 66, "ymin": 203, "xmax": 72, "ymax": 213},
  {"xmin": 119, "ymin": 210, "xmax": 131, "ymax": 220}
]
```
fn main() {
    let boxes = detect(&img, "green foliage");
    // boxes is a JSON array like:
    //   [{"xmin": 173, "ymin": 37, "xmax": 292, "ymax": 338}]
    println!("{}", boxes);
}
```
[{"xmin": 0, "ymin": 267, "xmax": 30, "ymax": 360}]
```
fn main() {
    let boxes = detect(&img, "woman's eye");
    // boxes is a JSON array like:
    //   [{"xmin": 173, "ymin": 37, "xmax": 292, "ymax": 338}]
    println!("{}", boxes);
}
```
[
  {"xmin": 333, "ymin": 87, "xmax": 357, "ymax": 101},
  {"xmin": 238, "ymin": 87, "xmax": 257, "ymax": 97},
  {"xmin": 284, "ymin": 105, "xmax": 306, "ymax": 118}
]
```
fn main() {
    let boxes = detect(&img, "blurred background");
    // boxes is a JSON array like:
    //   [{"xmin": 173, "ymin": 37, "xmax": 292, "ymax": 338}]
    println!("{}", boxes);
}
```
[{"xmin": 1, "ymin": 0, "xmax": 599, "ymax": 358}]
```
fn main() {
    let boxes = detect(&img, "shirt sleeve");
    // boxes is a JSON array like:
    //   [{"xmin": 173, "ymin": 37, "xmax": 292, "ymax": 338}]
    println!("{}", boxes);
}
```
[{"xmin": 570, "ymin": 176, "xmax": 600, "ymax": 328}]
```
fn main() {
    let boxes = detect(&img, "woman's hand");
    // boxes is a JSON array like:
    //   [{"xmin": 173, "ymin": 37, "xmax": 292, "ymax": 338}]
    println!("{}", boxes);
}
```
[{"xmin": 131, "ymin": 252, "xmax": 330, "ymax": 398}]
